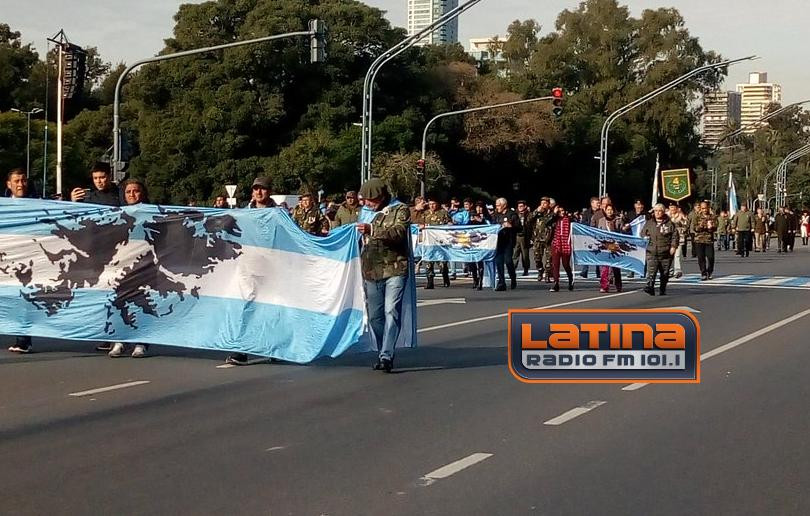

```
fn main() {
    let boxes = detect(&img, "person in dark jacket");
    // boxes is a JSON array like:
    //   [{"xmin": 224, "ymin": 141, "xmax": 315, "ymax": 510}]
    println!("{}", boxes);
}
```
[
  {"xmin": 785, "ymin": 207, "xmax": 799, "ymax": 252},
  {"xmin": 469, "ymin": 201, "xmax": 491, "ymax": 290},
  {"xmin": 641, "ymin": 203, "xmax": 679, "ymax": 296},
  {"xmin": 774, "ymin": 207, "xmax": 789, "ymax": 253},
  {"xmin": 513, "ymin": 200, "xmax": 533, "ymax": 276},
  {"xmin": 69, "ymin": 162, "xmax": 120, "ymax": 206},
  {"xmin": 579, "ymin": 197, "xmax": 601, "ymax": 278},
  {"xmin": 491, "ymin": 197, "xmax": 521, "ymax": 291}
]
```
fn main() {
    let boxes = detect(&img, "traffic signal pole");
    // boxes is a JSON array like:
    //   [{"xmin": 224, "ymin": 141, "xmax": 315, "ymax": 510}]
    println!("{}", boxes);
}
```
[
  {"xmin": 420, "ymin": 95, "xmax": 555, "ymax": 198},
  {"xmin": 597, "ymin": 55, "xmax": 756, "ymax": 197},
  {"xmin": 112, "ymin": 22, "xmax": 326, "ymax": 183},
  {"xmin": 360, "ymin": 0, "xmax": 484, "ymax": 185}
]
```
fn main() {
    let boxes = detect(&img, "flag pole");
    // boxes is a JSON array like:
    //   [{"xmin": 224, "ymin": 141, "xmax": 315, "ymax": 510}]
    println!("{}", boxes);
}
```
[{"xmin": 651, "ymin": 154, "xmax": 660, "ymax": 207}]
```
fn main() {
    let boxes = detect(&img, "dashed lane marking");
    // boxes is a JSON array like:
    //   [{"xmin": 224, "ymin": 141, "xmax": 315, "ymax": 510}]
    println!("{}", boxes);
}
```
[
  {"xmin": 418, "ymin": 453, "xmax": 494, "ymax": 486},
  {"xmin": 543, "ymin": 401, "xmax": 607, "ymax": 426},
  {"xmin": 418, "ymin": 290, "xmax": 637, "ymax": 334},
  {"xmin": 622, "ymin": 305, "xmax": 810, "ymax": 391},
  {"xmin": 69, "ymin": 380, "xmax": 151, "ymax": 397}
]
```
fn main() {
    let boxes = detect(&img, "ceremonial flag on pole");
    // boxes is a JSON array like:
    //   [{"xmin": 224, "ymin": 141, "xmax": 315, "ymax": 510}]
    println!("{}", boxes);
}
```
[
  {"xmin": 728, "ymin": 173, "xmax": 738, "ymax": 217},
  {"xmin": 652, "ymin": 153, "xmax": 660, "ymax": 207},
  {"xmin": 571, "ymin": 223, "xmax": 648, "ymax": 275}
]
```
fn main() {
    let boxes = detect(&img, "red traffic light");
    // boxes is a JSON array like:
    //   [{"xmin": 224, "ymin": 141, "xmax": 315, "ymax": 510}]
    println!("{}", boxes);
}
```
[{"xmin": 551, "ymin": 87, "xmax": 564, "ymax": 98}]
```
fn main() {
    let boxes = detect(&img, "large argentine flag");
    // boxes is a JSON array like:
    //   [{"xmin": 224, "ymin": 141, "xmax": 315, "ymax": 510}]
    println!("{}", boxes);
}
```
[
  {"xmin": 571, "ymin": 223, "xmax": 647, "ymax": 275},
  {"xmin": 415, "ymin": 224, "xmax": 499, "ymax": 262},
  {"xmin": 0, "ymin": 198, "xmax": 365, "ymax": 363}
]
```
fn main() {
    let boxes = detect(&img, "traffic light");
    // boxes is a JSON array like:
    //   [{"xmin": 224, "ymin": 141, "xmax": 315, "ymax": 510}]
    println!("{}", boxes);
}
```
[
  {"xmin": 416, "ymin": 158, "xmax": 426, "ymax": 181},
  {"xmin": 309, "ymin": 19, "xmax": 327, "ymax": 64},
  {"xmin": 551, "ymin": 87, "xmax": 564, "ymax": 117},
  {"xmin": 62, "ymin": 44, "xmax": 86, "ymax": 100}
]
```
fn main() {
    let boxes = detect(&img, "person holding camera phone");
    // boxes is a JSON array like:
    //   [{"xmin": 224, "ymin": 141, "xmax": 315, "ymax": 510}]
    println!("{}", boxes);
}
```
[{"xmin": 69, "ymin": 162, "xmax": 120, "ymax": 206}]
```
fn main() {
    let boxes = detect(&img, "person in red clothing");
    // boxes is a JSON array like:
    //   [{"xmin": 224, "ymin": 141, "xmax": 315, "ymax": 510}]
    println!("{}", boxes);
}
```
[
  {"xmin": 597, "ymin": 204, "xmax": 623, "ymax": 293},
  {"xmin": 549, "ymin": 203, "xmax": 574, "ymax": 292}
]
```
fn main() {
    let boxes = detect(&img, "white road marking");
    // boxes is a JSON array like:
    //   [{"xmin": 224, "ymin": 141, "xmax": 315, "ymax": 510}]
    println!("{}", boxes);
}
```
[
  {"xmin": 622, "ymin": 306, "xmax": 810, "ymax": 392},
  {"xmin": 418, "ymin": 290, "xmax": 637, "ymax": 333},
  {"xmin": 662, "ymin": 306, "xmax": 701, "ymax": 313},
  {"xmin": 265, "ymin": 446, "xmax": 286, "ymax": 452},
  {"xmin": 621, "ymin": 383, "xmax": 648, "ymax": 391},
  {"xmin": 419, "ymin": 453, "xmax": 493, "ymax": 486},
  {"xmin": 417, "ymin": 298, "xmax": 467, "ymax": 307},
  {"xmin": 69, "ymin": 380, "xmax": 150, "ymax": 397},
  {"xmin": 543, "ymin": 401, "xmax": 606, "ymax": 426},
  {"xmin": 216, "ymin": 364, "xmax": 235, "ymax": 369}
]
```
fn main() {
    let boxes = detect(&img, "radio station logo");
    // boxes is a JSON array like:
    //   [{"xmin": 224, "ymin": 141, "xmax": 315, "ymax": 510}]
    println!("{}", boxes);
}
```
[{"xmin": 508, "ymin": 309, "xmax": 700, "ymax": 383}]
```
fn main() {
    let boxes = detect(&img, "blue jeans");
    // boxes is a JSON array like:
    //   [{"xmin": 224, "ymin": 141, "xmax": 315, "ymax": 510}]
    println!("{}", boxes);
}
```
[{"xmin": 364, "ymin": 275, "xmax": 406, "ymax": 361}]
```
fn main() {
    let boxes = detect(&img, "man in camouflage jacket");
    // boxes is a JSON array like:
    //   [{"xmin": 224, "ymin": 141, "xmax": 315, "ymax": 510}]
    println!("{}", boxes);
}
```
[
  {"xmin": 531, "ymin": 197, "xmax": 554, "ymax": 282},
  {"xmin": 292, "ymin": 193, "xmax": 325, "ymax": 235},
  {"xmin": 356, "ymin": 178, "xmax": 411, "ymax": 373},
  {"xmin": 422, "ymin": 197, "xmax": 451, "ymax": 289},
  {"xmin": 690, "ymin": 201, "xmax": 718, "ymax": 280}
]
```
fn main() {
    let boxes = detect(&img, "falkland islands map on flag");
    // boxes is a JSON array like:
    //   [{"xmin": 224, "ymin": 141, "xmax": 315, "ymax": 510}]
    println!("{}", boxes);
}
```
[{"xmin": 0, "ymin": 198, "xmax": 367, "ymax": 362}]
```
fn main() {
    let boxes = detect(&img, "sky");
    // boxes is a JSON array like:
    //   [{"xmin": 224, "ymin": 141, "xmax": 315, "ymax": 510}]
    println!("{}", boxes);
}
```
[{"xmin": 2, "ymin": 0, "xmax": 807, "ymax": 103}]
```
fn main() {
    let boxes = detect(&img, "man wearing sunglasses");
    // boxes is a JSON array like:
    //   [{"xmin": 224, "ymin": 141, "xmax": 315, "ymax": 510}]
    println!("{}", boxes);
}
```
[{"xmin": 334, "ymin": 190, "xmax": 360, "ymax": 227}]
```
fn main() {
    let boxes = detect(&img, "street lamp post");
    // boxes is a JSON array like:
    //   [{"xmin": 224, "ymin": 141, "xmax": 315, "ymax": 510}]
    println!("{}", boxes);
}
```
[
  {"xmin": 420, "ymin": 96, "xmax": 554, "ymax": 198},
  {"xmin": 360, "ymin": 0, "xmax": 484, "ymax": 184},
  {"xmin": 112, "ymin": 22, "xmax": 327, "ymax": 183},
  {"xmin": 11, "ymin": 108, "xmax": 44, "ymax": 177},
  {"xmin": 598, "ymin": 55, "xmax": 756, "ymax": 197},
  {"xmin": 763, "ymin": 143, "xmax": 810, "ymax": 209}
]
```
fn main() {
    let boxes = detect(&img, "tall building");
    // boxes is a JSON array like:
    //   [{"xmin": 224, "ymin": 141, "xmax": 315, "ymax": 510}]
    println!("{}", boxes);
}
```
[
  {"xmin": 736, "ymin": 72, "xmax": 783, "ymax": 133},
  {"xmin": 701, "ymin": 91, "xmax": 742, "ymax": 147},
  {"xmin": 407, "ymin": 0, "xmax": 459, "ymax": 46}
]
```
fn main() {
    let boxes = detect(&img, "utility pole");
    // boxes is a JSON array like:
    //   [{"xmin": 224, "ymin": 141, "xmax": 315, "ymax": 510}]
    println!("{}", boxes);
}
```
[
  {"xmin": 598, "ymin": 55, "xmax": 756, "ymax": 197},
  {"xmin": 112, "ymin": 22, "xmax": 327, "ymax": 183},
  {"xmin": 360, "ymin": 0, "xmax": 484, "ymax": 184}
]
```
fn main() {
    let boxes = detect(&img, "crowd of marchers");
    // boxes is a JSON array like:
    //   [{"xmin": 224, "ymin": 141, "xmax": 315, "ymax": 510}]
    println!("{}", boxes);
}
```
[{"xmin": 4, "ymin": 165, "xmax": 810, "ymax": 371}]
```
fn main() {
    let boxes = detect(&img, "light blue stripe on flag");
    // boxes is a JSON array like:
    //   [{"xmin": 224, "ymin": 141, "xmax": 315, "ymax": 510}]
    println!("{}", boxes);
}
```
[{"xmin": 571, "ymin": 223, "xmax": 647, "ymax": 276}]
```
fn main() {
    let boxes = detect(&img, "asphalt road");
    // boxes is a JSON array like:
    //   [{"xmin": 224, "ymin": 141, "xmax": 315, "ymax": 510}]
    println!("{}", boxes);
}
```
[{"xmin": 2, "ymin": 246, "xmax": 809, "ymax": 515}]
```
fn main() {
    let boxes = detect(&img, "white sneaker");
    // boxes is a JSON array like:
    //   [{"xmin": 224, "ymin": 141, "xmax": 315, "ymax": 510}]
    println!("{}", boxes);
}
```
[
  {"xmin": 131, "ymin": 345, "xmax": 146, "ymax": 358},
  {"xmin": 108, "ymin": 342, "xmax": 125, "ymax": 358}
]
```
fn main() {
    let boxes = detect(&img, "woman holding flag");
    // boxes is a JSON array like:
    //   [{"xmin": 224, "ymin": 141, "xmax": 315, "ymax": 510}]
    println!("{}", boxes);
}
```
[{"xmin": 598, "ymin": 204, "xmax": 623, "ymax": 293}]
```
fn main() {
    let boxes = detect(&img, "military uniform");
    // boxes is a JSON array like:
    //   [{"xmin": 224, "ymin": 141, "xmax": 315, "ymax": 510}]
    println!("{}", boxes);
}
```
[
  {"xmin": 361, "ymin": 203, "xmax": 411, "ymax": 281},
  {"xmin": 690, "ymin": 210, "xmax": 717, "ymax": 279},
  {"xmin": 423, "ymin": 208, "xmax": 451, "ymax": 288},
  {"xmin": 513, "ymin": 210, "xmax": 533, "ymax": 276},
  {"xmin": 531, "ymin": 209, "xmax": 553, "ymax": 281},
  {"xmin": 358, "ymin": 178, "xmax": 411, "ymax": 372},
  {"xmin": 641, "ymin": 216, "xmax": 679, "ymax": 295},
  {"xmin": 334, "ymin": 203, "xmax": 360, "ymax": 227},
  {"xmin": 716, "ymin": 215, "xmax": 729, "ymax": 250},
  {"xmin": 731, "ymin": 209, "xmax": 754, "ymax": 256},
  {"xmin": 292, "ymin": 205, "xmax": 325, "ymax": 235}
]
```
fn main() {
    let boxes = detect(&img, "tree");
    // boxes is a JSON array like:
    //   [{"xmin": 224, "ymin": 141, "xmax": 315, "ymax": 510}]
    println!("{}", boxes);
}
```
[
  {"xmin": 522, "ymin": 0, "xmax": 724, "ymax": 205},
  {"xmin": 0, "ymin": 23, "xmax": 39, "ymax": 112},
  {"xmin": 374, "ymin": 150, "xmax": 449, "ymax": 200}
]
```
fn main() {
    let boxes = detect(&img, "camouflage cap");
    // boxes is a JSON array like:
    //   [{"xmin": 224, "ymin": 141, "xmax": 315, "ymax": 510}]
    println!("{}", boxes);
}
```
[
  {"xmin": 358, "ymin": 178, "xmax": 388, "ymax": 200},
  {"xmin": 252, "ymin": 177, "xmax": 271, "ymax": 189}
]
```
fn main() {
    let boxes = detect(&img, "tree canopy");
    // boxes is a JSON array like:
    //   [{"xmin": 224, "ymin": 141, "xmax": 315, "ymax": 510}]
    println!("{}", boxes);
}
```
[{"xmin": 1, "ymin": 0, "xmax": 807, "ymax": 209}]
